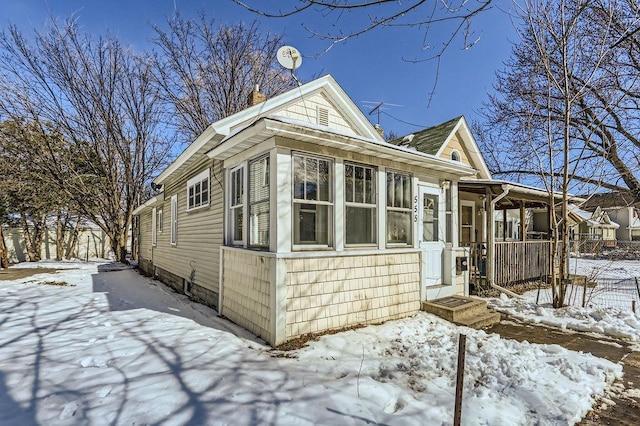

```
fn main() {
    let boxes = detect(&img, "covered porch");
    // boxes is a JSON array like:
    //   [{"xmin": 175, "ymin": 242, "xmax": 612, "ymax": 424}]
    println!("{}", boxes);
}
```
[{"xmin": 458, "ymin": 180, "xmax": 577, "ymax": 293}]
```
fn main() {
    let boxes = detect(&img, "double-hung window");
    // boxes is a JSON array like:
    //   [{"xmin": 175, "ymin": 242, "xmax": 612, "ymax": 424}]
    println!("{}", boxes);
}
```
[
  {"xmin": 230, "ymin": 166, "xmax": 244, "ymax": 245},
  {"xmin": 249, "ymin": 155, "xmax": 270, "ymax": 247},
  {"xmin": 187, "ymin": 169, "xmax": 209, "ymax": 211},
  {"xmin": 293, "ymin": 153, "xmax": 333, "ymax": 247},
  {"xmin": 158, "ymin": 209, "xmax": 163, "ymax": 234},
  {"xmin": 345, "ymin": 163, "xmax": 376, "ymax": 245},
  {"xmin": 386, "ymin": 171, "xmax": 412, "ymax": 245}
]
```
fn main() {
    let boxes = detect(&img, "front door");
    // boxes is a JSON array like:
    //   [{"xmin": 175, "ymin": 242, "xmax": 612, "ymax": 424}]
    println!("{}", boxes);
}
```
[{"xmin": 419, "ymin": 186, "xmax": 444, "ymax": 287}]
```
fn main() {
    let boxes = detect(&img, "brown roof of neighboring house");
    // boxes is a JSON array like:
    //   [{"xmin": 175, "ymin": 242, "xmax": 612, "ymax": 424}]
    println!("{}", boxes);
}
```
[
  {"xmin": 388, "ymin": 116, "xmax": 462, "ymax": 155},
  {"xmin": 581, "ymin": 191, "xmax": 640, "ymax": 210}
]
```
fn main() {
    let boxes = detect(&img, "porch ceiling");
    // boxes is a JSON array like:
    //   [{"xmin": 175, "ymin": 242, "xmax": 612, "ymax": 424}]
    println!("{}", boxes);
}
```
[{"xmin": 459, "ymin": 179, "xmax": 585, "ymax": 209}]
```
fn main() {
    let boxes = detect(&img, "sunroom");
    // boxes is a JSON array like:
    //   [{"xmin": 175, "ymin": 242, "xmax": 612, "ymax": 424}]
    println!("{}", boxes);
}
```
[{"xmin": 207, "ymin": 115, "xmax": 475, "ymax": 346}]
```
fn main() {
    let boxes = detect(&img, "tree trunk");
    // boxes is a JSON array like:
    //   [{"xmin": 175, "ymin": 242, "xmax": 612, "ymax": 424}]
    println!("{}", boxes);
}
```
[
  {"xmin": 0, "ymin": 225, "xmax": 9, "ymax": 269},
  {"xmin": 21, "ymin": 213, "xmax": 37, "ymax": 262},
  {"xmin": 65, "ymin": 216, "xmax": 82, "ymax": 260},
  {"xmin": 55, "ymin": 211, "xmax": 64, "ymax": 261}
]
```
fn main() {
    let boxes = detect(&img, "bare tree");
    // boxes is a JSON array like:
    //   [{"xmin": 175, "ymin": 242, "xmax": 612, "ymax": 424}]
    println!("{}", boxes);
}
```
[
  {"xmin": 0, "ymin": 20, "xmax": 172, "ymax": 262},
  {"xmin": 479, "ymin": 0, "xmax": 620, "ymax": 306},
  {"xmin": 481, "ymin": 0, "xmax": 640, "ymax": 197},
  {"xmin": 152, "ymin": 15, "xmax": 296, "ymax": 140}
]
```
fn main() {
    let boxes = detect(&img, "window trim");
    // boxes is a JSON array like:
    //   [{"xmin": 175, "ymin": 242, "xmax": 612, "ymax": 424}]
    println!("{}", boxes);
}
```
[
  {"xmin": 186, "ymin": 168, "xmax": 210, "ymax": 212},
  {"xmin": 385, "ymin": 170, "xmax": 413, "ymax": 246},
  {"xmin": 158, "ymin": 209, "xmax": 163, "ymax": 234},
  {"xmin": 151, "ymin": 207, "xmax": 157, "ymax": 247},
  {"xmin": 344, "ymin": 162, "xmax": 377, "ymax": 247},
  {"xmin": 451, "ymin": 149, "xmax": 461, "ymax": 162},
  {"xmin": 170, "ymin": 194, "xmax": 178, "ymax": 245},
  {"xmin": 249, "ymin": 154, "xmax": 270, "ymax": 249},
  {"xmin": 292, "ymin": 152, "xmax": 334, "ymax": 249},
  {"xmin": 229, "ymin": 164, "xmax": 245, "ymax": 246}
]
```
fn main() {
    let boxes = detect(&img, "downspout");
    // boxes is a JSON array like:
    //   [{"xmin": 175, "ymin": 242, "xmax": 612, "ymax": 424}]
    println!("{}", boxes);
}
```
[{"xmin": 488, "ymin": 185, "xmax": 521, "ymax": 298}]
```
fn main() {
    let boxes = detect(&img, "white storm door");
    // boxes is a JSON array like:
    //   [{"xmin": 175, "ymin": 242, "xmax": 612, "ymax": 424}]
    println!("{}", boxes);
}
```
[{"xmin": 419, "ymin": 186, "xmax": 444, "ymax": 287}]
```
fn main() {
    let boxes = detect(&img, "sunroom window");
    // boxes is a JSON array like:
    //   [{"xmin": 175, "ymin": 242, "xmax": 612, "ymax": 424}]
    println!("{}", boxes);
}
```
[
  {"xmin": 249, "ymin": 155, "xmax": 270, "ymax": 248},
  {"xmin": 230, "ymin": 166, "xmax": 244, "ymax": 244},
  {"xmin": 293, "ymin": 153, "xmax": 333, "ymax": 247},
  {"xmin": 386, "ymin": 171, "xmax": 412, "ymax": 245},
  {"xmin": 345, "ymin": 163, "xmax": 376, "ymax": 245}
]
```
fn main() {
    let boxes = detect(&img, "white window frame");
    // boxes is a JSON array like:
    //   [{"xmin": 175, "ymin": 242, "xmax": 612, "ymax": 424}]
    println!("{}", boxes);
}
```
[
  {"xmin": 151, "ymin": 207, "xmax": 157, "ymax": 246},
  {"xmin": 229, "ymin": 165, "xmax": 245, "ymax": 246},
  {"xmin": 292, "ymin": 152, "xmax": 334, "ymax": 249},
  {"xmin": 344, "ymin": 162, "xmax": 377, "ymax": 246},
  {"xmin": 170, "ymin": 194, "xmax": 178, "ymax": 245},
  {"xmin": 386, "ymin": 170, "xmax": 413, "ymax": 246},
  {"xmin": 186, "ymin": 169, "xmax": 210, "ymax": 211},
  {"xmin": 249, "ymin": 154, "xmax": 270, "ymax": 248},
  {"xmin": 158, "ymin": 209, "xmax": 163, "ymax": 234},
  {"xmin": 451, "ymin": 149, "xmax": 461, "ymax": 161}
]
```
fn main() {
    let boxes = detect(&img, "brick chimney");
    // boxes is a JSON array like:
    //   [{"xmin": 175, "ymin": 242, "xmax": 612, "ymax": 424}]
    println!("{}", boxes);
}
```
[
  {"xmin": 247, "ymin": 84, "xmax": 266, "ymax": 107},
  {"xmin": 374, "ymin": 124, "xmax": 384, "ymax": 138}
]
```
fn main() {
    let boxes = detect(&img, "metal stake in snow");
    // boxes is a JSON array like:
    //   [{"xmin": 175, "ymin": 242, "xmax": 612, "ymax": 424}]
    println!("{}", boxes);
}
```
[{"xmin": 454, "ymin": 333, "xmax": 467, "ymax": 426}]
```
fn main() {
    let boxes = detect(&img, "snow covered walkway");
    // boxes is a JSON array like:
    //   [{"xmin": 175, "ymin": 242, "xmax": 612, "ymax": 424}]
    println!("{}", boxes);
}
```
[{"xmin": 0, "ymin": 261, "xmax": 624, "ymax": 425}]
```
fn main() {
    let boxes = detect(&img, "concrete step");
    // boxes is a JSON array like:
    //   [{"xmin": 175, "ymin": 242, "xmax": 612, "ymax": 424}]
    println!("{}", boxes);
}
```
[
  {"xmin": 421, "ymin": 295, "xmax": 488, "ymax": 323},
  {"xmin": 454, "ymin": 311, "xmax": 501, "ymax": 329}
]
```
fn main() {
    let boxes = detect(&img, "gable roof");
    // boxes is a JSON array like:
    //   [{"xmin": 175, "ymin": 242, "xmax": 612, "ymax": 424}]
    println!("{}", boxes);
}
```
[
  {"xmin": 153, "ymin": 74, "xmax": 383, "ymax": 185},
  {"xmin": 581, "ymin": 191, "xmax": 640, "ymax": 210},
  {"xmin": 389, "ymin": 116, "xmax": 461, "ymax": 155},
  {"xmin": 388, "ymin": 116, "xmax": 491, "ymax": 179}
]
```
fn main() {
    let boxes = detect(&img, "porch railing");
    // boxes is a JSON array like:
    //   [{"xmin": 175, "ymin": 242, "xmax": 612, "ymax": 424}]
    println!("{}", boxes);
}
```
[
  {"xmin": 494, "ymin": 241, "xmax": 552, "ymax": 286},
  {"xmin": 469, "ymin": 240, "xmax": 553, "ymax": 289}
]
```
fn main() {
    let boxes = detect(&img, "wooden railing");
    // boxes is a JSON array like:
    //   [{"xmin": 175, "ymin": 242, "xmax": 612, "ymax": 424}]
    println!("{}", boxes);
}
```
[{"xmin": 494, "ymin": 241, "xmax": 552, "ymax": 286}]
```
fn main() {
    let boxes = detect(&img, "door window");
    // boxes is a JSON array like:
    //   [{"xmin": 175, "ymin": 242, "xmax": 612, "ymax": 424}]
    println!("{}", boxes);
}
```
[{"xmin": 422, "ymin": 193, "xmax": 439, "ymax": 242}]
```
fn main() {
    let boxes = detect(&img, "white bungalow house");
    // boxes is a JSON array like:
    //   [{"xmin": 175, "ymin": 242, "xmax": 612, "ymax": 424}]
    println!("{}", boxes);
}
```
[{"xmin": 133, "ymin": 75, "xmax": 482, "ymax": 346}]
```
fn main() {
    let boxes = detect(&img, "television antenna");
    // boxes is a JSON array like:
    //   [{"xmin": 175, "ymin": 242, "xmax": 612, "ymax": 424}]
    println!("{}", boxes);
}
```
[
  {"xmin": 277, "ymin": 46, "xmax": 303, "ymax": 86},
  {"xmin": 362, "ymin": 101, "xmax": 403, "ymax": 125}
]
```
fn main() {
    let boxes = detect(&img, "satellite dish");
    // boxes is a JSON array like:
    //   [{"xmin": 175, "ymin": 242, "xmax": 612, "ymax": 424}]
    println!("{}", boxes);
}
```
[{"xmin": 277, "ymin": 46, "xmax": 302, "ymax": 70}]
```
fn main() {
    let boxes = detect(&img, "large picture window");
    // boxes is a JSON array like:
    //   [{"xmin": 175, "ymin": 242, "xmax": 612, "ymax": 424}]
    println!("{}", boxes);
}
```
[
  {"xmin": 249, "ymin": 155, "xmax": 270, "ymax": 247},
  {"xmin": 187, "ymin": 169, "xmax": 210, "ymax": 211},
  {"xmin": 230, "ymin": 166, "xmax": 244, "ymax": 244},
  {"xmin": 293, "ymin": 153, "xmax": 333, "ymax": 246},
  {"xmin": 386, "ymin": 171, "xmax": 412, "ymax": 245},
  {"xmin": 345, "ymin": 163, "xmax": 376, "ymax": 245}
]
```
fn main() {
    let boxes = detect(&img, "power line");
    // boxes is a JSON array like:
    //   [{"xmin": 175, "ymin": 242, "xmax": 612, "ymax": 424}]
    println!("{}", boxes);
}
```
[{"xmin": 381, "ymin": 111, "xmax": 429, "ymax": 128}]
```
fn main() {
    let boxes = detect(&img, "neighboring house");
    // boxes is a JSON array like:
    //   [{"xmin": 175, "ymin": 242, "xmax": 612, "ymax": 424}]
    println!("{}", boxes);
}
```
[
  {"xmin": 531, "ymin": 204, "xmax": 619, "ymax": 251},
  {"xmin": 133, "ymin": 75, "xmax": 478, "ymax": 346},
  {"xmin": 390, "ymin": 117, "xmax": 583, "ymax": 290},
  {"xmin": 582, "ymin": 192, "xmax": 640, "ymax": 241}
]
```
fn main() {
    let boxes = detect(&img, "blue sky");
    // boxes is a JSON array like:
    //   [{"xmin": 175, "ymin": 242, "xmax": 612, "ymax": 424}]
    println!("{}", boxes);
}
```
[{"xmin": 0, "ymin": 0, "xmax": 517, "ymax": 138}]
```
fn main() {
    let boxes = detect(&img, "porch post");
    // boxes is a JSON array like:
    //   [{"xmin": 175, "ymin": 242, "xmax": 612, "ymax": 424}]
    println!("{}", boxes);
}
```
[
  {"xmin": 520, "ymin": 201, "xmax": 526, "ymax": 241},
  {"xmin": 502, "ymin": 208, "xmax": 507, "ymax": 240},
  {"xmin": 486, "ymin": 188, "xmax": 494, "ymax": 287}
]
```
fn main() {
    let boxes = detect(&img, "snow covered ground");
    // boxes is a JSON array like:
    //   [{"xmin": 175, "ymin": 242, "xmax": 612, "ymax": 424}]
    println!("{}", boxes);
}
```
[
  {"xmin": 487, "ymin": 257, "xmax": 640, "ymax": 344},
  {"xmin": 0, "ymin": 261, "xmax": 625, "ymax": 425}
]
